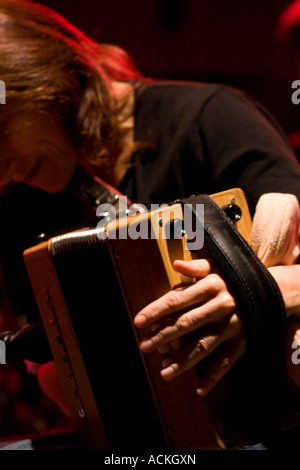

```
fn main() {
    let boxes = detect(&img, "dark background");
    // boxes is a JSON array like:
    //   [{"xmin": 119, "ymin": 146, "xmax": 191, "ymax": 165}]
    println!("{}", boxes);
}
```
[
  {"xmin": 1, "ymin": 0, "xmax": 300, "ymax": 441},
  {"xmin": 38, "ymin": 0, "xmax": 300, "ymax": 134}
]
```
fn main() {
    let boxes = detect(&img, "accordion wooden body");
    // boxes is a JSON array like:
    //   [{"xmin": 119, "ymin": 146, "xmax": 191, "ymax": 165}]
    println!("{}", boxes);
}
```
[{"xmin": 23, "ymin": 188, "xmax": 253, "ymax": 450}]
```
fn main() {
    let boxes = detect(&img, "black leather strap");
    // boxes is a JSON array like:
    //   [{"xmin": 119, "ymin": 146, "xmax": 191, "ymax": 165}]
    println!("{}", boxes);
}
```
[
  {"xmin": 180, "ymin": 194, "xmax": 286, "ymax": 443},
  {"xmin": 69, "ymin": 165, "xmax": 119, "ymax": 208}
]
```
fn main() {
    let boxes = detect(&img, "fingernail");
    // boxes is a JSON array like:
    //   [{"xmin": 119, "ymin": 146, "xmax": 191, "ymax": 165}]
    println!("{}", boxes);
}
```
[
  {"xmin": 134, "ymin": 314, "xmax": 146, "ymax": 327},
  {"xmin": 161, "ymin": 364, "xmax": 175, "ymax": 380},
  {"xmin": 139, "ymin": 338, "xmax": 152, "ymax": 352}
]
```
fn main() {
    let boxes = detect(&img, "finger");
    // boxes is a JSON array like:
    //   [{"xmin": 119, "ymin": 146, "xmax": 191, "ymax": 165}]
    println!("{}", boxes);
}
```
[
  {"xmin": 139, "ymin": 293, "xmax": 236, "ymax": 353},
  {"xmin": 151, "ymin": 322, "xmax": 166, "ymax": 352},
  {"xmin": 134, "ymin": 272, "xmax": 227, "ymax": 328},
  {"xmin": 196, "ymin": 338, "xmax": 247, "ymax": 396},
  {"xmin": 159, "ymin": 314, "xmax": 245, "ymax": 380},
  {"xmin": 159, "ymin": 322, "xmax": 232, "ymax": 381},
  {"xmin": 173, "ymin": 259, "xmax": 214, "ymax": 279},
  {"xmin": 157, "ymin": 338, "xmax": 183, "ymax": 355}
]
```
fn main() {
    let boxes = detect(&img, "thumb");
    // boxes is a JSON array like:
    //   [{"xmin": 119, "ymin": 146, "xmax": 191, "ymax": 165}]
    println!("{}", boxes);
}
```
[{"xmin": 173, "ymin": 259, "xmax": 213, "ymax": 279}]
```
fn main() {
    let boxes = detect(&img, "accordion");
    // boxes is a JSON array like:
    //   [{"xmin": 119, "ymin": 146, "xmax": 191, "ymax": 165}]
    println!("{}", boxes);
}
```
[{"xmin": 23, "ymin": 188, "xmax": 254, "ymax": 450}]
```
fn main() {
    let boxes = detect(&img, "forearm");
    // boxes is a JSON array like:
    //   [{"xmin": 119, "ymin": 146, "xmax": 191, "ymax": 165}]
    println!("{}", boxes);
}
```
[
  {"xmin": 269, "ymin": 265, "xmax": 300, "ymax": 318},
  {"xmin": 269, "ymin": 265, "xmax": 300, "ymax": 387}
]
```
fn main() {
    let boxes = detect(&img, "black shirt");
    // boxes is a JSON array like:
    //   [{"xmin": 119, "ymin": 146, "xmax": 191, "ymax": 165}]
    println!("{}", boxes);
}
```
[
  {"xmin": 2, "ymin": 81, "xmax": 300, "ymax": 319},
  {"xmin": 119, "ymin": 81, "xmax": 300, "ymax": 215}
]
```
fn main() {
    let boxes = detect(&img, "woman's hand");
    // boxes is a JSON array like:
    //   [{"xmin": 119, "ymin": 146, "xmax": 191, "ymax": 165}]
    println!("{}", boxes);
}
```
[{"xmin": 134, "ymin": 259, "xmax": 247, "ymax": 395}]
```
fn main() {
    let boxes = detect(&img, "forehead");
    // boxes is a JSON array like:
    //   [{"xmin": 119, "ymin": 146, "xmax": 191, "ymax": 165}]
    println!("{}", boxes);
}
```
[
  {"xmin": 1, "ymin": 111, "xmax": 69, "ymax": 150},
  {"xmin": 0, "ymin": 106, "xmax": 81, "ymax": 167},
  {"xmin": 4, "ymin": 111, "xmax": 61, "ymax": 134}
]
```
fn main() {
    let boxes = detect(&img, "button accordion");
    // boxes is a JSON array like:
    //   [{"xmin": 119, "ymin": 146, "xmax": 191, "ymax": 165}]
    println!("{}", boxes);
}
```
[{"xmin": 23, "ymin": 188, "xmax": 254, "ymax": 450}]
